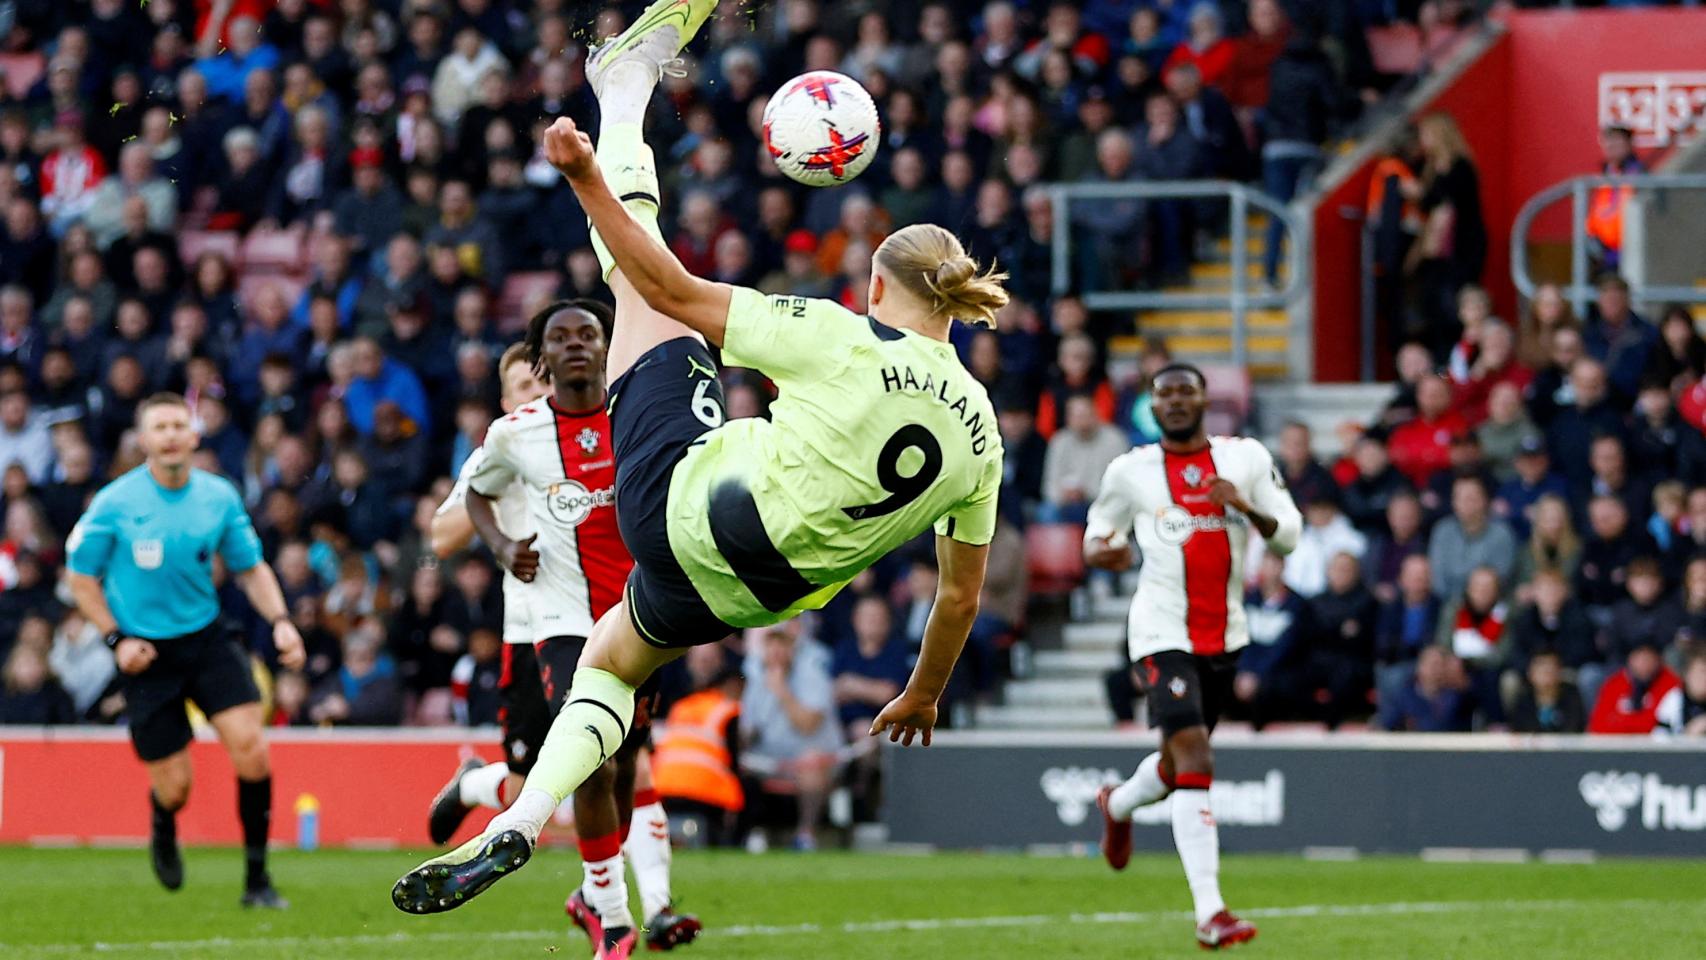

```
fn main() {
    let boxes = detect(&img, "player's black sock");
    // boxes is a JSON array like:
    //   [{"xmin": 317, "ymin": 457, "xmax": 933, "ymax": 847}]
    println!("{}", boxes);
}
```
[
  {"xmin": 238, "ymin": 776, "xmax": 272, "ymax": 890},
  {"xmin": 150, "ymin": 790, "xmax": 178, "ymax": 842}
]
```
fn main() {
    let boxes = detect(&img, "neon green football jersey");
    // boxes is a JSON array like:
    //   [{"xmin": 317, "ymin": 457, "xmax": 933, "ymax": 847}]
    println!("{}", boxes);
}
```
[{"xmin": 665, "ymin": 286, "xmax": 1003, "ymax": 628}]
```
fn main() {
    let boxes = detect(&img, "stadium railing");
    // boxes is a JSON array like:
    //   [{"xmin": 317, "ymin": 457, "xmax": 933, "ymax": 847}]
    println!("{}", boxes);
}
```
[
  {"xmin": 1047, "ymin": 180, "xmax": 1309, "ymax": 372},
  {"xmin": 1511, "ymin": 173, "xmax": 1706, "ymax": 317}
]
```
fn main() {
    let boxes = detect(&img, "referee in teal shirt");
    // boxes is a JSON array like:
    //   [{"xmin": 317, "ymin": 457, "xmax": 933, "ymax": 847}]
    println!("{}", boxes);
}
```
[{"xmin": 67, "ymin": 393, "xmax": 305, "ymax": 908}]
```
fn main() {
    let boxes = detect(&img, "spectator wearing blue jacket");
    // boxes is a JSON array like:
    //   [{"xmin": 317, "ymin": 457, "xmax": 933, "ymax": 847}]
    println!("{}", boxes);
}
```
[
  {"xmin": 1236, "ymin": 553, "xmax": 1310, "ymax": 728},
  {"xmin": 1374, "ymin": 554, "xmax": 1441, "ymax": 712},
  {"xmin": 344, "ymin": 337, "xmax": 429, "ymax": 438},
  {"xmin": 1581, "ymin": 274, "xmax": 1655, "ymax": 405},
  {"xmin": 193, "ymin": 16, "xmax": 281, "ymax": 104},
  {"xmin": 1379, "ymin": 645, "xmax": 1474, "ymax": 732},
  {"xmin": 230, "ymin": 284, "xmax": 306, "ymax": 407}
]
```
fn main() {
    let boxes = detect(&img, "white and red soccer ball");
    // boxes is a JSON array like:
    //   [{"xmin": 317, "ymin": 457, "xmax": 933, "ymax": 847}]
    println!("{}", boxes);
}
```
[{"xmin": 762, "ymin": 70, "xmax": 881, "ymax": 188}]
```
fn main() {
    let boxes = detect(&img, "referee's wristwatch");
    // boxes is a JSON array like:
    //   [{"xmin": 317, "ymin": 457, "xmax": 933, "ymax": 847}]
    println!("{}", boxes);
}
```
[{"xmin": 103, "ymin": 630, "xmax": 127, "ymax": 650}]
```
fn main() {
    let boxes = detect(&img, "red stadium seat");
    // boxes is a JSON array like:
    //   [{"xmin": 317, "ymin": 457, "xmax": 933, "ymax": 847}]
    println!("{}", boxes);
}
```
[
  {"xmin": 241, "ymin": 227, "xmax": 309, "ymax": 275},
  {"xmin": 178, "ymin": 230, "xmax": 241, "ymax": 267},
  {"xmin": 0, "ymin": 53, "xmax": 45, "ymax": 101},
  {"xmin": 1367, "ymin": 24, "xmax": 1423, "ymax": 76},
  {"xmin": 412, "ymin": 688, "xmax": 456, "ymax": 726},
  {"xmin": 238, "ymin": 274, "xmax": 306, "ymax": 314},
  {"xmin": 1198, "ymin": 363, "xmax": 1251, "ymax": 418},
  {"xmin": 497, "ymin": 271, "xmax": 562, "ymax": 327},
  {"xmin": 1026, "ymin": 522, "xmax": 1086, "ymax": 596}
]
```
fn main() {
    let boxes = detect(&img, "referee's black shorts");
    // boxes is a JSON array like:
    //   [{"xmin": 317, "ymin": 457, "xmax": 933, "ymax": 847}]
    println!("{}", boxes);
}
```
[
  {"xmin": 500, "ymin": 637, "xmax": 663, "ymax": 775},
  {"xmin": 607, "ymin": 337, "xmax": 739, "ymax": 649},
  {"xmin": 121, "ymin": 621, "xmax": 261, "ymax": 762},
  {"xmin": 1137, "ymin": 651, "xmax": 1238, "ymax": 738}
]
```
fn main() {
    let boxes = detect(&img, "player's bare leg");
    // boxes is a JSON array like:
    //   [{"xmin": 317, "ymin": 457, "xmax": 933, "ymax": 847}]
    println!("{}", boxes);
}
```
[
  {"xmin": 143, "ymin": 750, "xmax": 192, "ymax": 892},
  {"xmin": 209, "ymin": 703, "xmax": 288, "ymax": 909}
]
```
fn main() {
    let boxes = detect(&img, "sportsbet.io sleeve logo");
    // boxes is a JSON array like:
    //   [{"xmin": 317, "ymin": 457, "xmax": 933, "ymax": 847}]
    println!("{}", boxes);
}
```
[
  {"xmin": 545, "ymin": 480, "xmax": 614, "ymax": 527},
  {"xmin": 1153, "ymin": 505, "xmax": 1240, "ymax": 546}
]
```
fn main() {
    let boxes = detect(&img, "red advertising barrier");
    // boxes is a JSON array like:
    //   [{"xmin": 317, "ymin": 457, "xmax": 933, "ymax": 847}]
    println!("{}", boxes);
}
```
[{"xmin": 0, "ymin": 728, "xmax": 506, "ymax": 847}]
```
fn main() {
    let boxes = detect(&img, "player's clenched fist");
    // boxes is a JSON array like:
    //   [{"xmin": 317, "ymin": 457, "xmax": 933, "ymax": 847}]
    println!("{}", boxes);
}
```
[{"xmin": 543, "ymin": 118, "xmax": 596, "ymax": 182}]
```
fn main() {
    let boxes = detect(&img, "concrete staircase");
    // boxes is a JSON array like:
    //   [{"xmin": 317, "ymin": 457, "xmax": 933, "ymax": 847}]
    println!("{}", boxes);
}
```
[
  {"xmin": 1106, "ymin": 222, "xmax": 1296, "ymax": 381},
  {"xmin": 977, "ymin": 591, "xmax": 1130, "ymax": 731}
]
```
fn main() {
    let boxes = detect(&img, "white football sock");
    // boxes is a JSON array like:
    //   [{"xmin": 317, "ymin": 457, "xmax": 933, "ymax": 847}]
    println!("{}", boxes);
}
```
[
  {"xmin": 1108, "ymin": 752, "xmax": 1171, "ymax": 820},
  {"xmin": 490, "ymin": 787, "xmax": 557, "ymax": 842},
  {"xmin": 582, "ymin": 851, "xmax": 635, "ymax": 929},
  {"xmin": 625, "ymin": 799, "xmax": 674, "ymax": 921},
  {"xmin": 599, "ymin": 62, "xmax": 658, "ymax": 127},
  {"xmin": 458, "ymin": 761, "xmax": 510, "ymax": 810},
  {"xmin": 1170, "ymin": 787, "xmax": 1226, "ymax": 925}
]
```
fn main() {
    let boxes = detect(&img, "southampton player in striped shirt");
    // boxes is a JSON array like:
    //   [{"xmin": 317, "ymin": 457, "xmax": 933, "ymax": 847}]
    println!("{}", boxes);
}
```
[
  {"xmin": 1083, "ymin": 365, "xmax": 1302, "ymax": 950},
  {"xmin": 393, "ymin": 0, "xmax": 1007, "ymax": 918}
]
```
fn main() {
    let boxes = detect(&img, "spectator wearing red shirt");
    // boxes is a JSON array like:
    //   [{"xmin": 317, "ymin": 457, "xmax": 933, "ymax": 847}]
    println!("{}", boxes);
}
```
[
  {"xmin": 40, "ymin": 114, "xmax": 108, "ymax": 235},
  {"xmin": 1453, "ymin": 321, "xmax": 1533, "ymax": 426},
  {"xmin": 1015, "ymin": 1, "xmax": 1112, "ymax": 80},
  {"xmin": 1588, "ymin": 642, "xmax": 1680, "ymax": 734},
  {"xmin": 1162, "ymin": 3, "xmax": 1235, "ymax": 89},
  {"xmin": 1388, "ymin": 375, "xmax": 1467, "ymax": 488},
  {"xmin": 1222, "ymin": 0, "xmax": 1289, "ymax": 113}
]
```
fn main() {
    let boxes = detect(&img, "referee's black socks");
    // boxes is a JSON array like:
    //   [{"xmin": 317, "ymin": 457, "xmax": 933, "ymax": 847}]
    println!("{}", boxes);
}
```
[
  {"xmin": 150, "ymin": 790, "xmax": 178, "ymax": 841},
  {"xmin": 237, "ymin": 776, "xmax": 272, "ymax": 890}
]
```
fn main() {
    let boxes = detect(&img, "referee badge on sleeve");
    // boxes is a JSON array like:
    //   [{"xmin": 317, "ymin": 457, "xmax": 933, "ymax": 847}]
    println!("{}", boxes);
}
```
[{"xmin": 133, "ymin": 539, "xmax": 164, "ymax": 570}]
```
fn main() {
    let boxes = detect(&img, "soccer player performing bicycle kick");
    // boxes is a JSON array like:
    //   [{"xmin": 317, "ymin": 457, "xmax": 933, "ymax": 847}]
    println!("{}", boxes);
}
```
[{"xmin": 393, "ymin": 0, "xmax": 1010, "ymax": 916}]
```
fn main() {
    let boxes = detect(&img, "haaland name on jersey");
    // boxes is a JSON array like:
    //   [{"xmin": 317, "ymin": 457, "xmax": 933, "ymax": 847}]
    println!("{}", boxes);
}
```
[{"xmin": 878, "ymin": 364, "xmax": 992, "ymax": 456}]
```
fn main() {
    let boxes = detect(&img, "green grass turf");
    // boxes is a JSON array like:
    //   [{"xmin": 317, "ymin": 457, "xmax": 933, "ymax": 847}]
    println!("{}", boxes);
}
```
[{"xmin": 3, "ymin": 846, "xmax": 1704, "ymax": 959}]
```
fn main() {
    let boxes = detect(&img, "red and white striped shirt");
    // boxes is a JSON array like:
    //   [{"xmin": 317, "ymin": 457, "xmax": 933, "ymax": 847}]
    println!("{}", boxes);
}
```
[
  {"xmin": 468, "ymin": 398, "xmax": 632, "ymax": 640},
  {"xmin": 1086, "ymin": 436, "xmax": 1301, "ymax": 661}
]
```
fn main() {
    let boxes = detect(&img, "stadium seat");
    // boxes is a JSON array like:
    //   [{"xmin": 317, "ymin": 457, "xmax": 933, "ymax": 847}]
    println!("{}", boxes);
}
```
[
  {"xmin": 497, "ymin": 271, "xmax": 561, "ymax": 327},
  {"xmin": 241, "ymin": 227, "xmax": 309, "ymax": 275},
  {"xmin": 1367, "ymin": 23, "xmax": 1423, "ymax": 76},
  {"xmin": 412, "ymin": 688, "xmax": 456, "ymax": 726},
  {"xmin": 178, "ymin": 230, "xmax": 241, "ymax": 267},
  {"xmin": 0, "ymin": 53, "xmax": 45, "ymax": 101},
  {"xmin": 1199, "ymin": 363, "xmax": 1251, "ymax": 418},
  {"xmin": 238, "ymin": 274, "xmax": 306, "ymax": 313},
  {"xmin": 1026, "ymin": 522, "xmax": 1086, "ymax": 597}
]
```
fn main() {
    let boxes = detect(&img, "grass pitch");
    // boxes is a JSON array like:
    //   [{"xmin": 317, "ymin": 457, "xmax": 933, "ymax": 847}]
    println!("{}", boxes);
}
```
[{"xmin": 3, "ymin": 846, "xmax": 1704, "ymax": 959}]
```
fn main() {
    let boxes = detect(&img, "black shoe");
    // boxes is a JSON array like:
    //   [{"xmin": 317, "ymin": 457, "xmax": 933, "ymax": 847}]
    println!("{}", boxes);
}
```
[
  {"xmin": 150, "ymin": 833, "xmax": 183, "ymax": 891},
  {"xmin": 392, "ymin": 828, "xmax": 533, "ymax": 915},
  {"xmin": 645, "ymin": 907, "xmax": 703, "ymax": 951},
  {"xmin": 427, "ymin": 757, "xmax": 486, "ymax": 845},
  {"xmin": 241, "ymin": 884, "xmax": 290, "ymax": 909}
]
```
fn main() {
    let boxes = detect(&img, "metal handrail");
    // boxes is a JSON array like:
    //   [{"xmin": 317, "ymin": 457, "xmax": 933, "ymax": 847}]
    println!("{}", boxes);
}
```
[
  {"xmin": 1511, "ymin": 173, "xmax": 1706, "ymax": 318},
  {"xmin": 1048, "ymin": 180, "xmax": 1308, "ymax": 370}
]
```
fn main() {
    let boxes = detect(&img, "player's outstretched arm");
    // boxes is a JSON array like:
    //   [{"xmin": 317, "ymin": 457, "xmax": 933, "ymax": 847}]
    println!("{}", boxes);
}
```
[
  {"xmin": 870, "ymin": 535, "xmax": 990, "ymax": 747},
  {"xmin": 543, "ymin": 117, "xmax": 733, "ymax": 345}
]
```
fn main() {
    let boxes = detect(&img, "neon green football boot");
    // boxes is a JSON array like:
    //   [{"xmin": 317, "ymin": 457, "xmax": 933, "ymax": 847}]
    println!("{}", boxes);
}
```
[{"xmin": 586, "ymin": 0, "xmax": 721, "ymax": 95}]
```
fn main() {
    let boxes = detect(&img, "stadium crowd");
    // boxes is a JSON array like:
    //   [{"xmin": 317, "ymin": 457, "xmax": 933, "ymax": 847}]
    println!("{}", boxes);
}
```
[{"xmin": 0, "ymin": 0, "xmax": 1700, "ymax": 840}]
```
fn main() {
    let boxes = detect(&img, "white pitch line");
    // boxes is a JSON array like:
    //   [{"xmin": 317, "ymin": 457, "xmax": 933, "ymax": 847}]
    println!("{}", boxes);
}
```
[{"xmin": 4, "ymin": 898, "xmax": 1692, "ymax": 956}]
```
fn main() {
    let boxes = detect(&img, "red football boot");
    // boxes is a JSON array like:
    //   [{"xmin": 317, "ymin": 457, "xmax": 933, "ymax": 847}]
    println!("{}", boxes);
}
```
[
  {"xmin": 1096, "ymin": 786, "xmax": 1132, "ymax": 871},
  {"xmin": 1196, "ymin": 911, "xmax": 1258, "ymax": 950}
]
